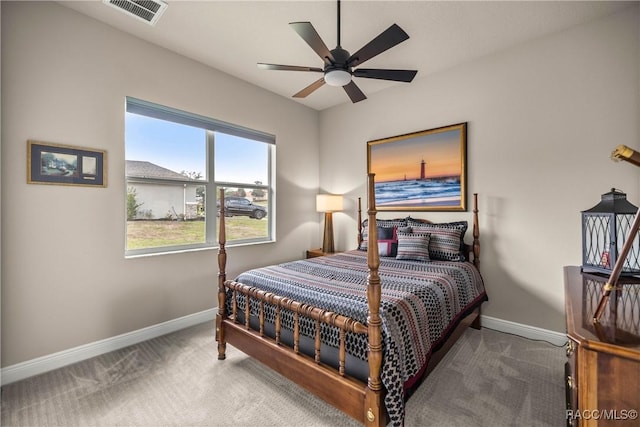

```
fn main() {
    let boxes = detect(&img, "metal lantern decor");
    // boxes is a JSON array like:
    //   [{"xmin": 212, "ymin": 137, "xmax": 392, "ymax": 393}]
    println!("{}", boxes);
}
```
[{"xmin": 582, "ymin": 189, "xmax": 640, "ymax": 275}]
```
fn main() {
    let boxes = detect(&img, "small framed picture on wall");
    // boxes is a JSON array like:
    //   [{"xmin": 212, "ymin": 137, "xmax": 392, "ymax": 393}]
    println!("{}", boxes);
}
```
[{"xmin": 27, "ymin": 140, "xmax": 107, "ymax": 187}]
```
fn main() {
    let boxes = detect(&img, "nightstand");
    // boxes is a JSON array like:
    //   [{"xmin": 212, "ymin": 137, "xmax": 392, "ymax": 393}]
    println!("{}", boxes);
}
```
[{"xmin": 306, "ymin": 248, "xmax": 333, "ymax": 259}]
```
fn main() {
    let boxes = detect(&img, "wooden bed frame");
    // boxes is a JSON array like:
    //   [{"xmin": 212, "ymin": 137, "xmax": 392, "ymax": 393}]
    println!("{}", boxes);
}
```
[{"xmin": 216, "ymin": 173, "xmax": 482, "ymax": 426}]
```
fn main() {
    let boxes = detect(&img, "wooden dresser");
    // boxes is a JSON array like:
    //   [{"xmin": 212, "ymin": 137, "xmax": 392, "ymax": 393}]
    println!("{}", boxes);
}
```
[{"xmin": 564, "ymin": 266, "xmax": 640, "ymax": 426}]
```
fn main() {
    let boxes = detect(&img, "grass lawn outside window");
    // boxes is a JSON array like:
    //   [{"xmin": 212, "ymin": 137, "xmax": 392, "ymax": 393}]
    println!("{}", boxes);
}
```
[{"xmin": 126, "ymin": 216, "xmax": 268, "ymax": 250}]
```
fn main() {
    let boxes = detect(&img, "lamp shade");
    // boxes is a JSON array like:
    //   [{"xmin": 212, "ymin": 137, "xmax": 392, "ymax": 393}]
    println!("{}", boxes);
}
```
[{"xmin": 316, "ymin": 194, "xmax": 343, "ymax": 213}]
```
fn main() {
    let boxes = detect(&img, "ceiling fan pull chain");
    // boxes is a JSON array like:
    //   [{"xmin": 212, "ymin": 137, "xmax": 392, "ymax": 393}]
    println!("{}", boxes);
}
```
[{"xmin": 337, "ymin": 0, "xmax": 341, "ymax": 48}]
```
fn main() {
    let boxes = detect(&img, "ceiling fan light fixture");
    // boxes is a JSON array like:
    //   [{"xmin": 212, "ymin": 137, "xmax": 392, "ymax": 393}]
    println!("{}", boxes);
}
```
[{"xmin": 324, "ymin": 69, "xmax": 351, "ymax": 87}]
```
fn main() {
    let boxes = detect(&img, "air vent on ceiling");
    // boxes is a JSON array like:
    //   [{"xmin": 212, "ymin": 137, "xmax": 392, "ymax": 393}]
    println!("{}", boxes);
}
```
[{"xmin": 102, "ymin": 0, "xmax": 168, "ymax": 26}]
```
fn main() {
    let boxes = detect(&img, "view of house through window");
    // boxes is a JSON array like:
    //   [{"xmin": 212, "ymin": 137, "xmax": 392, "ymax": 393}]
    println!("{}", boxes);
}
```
[{"xmin": 125, "ymin": 98, "xmax": 274, "ymax": 256}]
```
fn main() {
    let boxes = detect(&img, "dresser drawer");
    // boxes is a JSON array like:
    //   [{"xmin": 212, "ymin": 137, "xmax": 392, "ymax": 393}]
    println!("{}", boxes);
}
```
[{"xmin": 565, "ymin": 339, "xmax": 578, "ymax": 426}]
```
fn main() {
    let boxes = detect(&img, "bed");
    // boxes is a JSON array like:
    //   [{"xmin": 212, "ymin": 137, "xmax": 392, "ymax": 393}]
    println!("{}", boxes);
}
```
[{"xmin": 215, "ymin": 174, "xmax": 487, "ymax": 426}]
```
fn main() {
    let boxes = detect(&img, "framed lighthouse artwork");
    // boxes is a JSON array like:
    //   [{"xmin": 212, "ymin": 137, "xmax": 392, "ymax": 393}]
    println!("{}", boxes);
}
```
[{"xmin": 367, "ymin": 122, "xmax": 467, "ymax": 212}]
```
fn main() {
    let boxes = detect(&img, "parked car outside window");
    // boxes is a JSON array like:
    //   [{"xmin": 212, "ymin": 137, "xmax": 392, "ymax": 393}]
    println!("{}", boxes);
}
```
[{"xmin": 217, "ymin": 196, "xmax": 267, "ymax": 219}]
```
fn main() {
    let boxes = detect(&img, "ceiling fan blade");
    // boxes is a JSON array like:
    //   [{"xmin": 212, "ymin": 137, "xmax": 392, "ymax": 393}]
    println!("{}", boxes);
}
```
[
  {"xmin": 293, "ymin": 77, "xmax": 326, "ymax": 98},
  {"xmin": 353, "ymin": 68, "xmax": 417, "ymax": 82},
  {"xmin": 343, "ymin": 81, "xmax": 367, "ymax": 103},
  {"xmin": 258, "ymin": 63, "xmax": 323, "ymax": 73},
  {"xmin": 290, "ymin": 22, "xmax": 335, "ymax": 63},
  {"xmin": 348, "ymin": 23, "xmax": 409, "ymax": 68}
]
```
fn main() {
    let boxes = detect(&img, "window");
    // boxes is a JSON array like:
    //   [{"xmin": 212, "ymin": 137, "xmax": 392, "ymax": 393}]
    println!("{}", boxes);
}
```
[{"xmin": 125, "ymin": 97, "xmax": 275, "ymax": 256}]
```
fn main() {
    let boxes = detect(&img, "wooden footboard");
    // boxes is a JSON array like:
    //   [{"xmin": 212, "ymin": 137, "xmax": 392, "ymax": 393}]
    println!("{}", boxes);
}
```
[
  {"xmin": 223, "ymin": 280, "xmax": 368, "ymax": 372},
  {"xmin": 217, "ymin": 279, "xmax": 379, "ymax": 423},
  {"xmin": 215, "ymin": 175, "xmax": 483, "ymax": 426}
]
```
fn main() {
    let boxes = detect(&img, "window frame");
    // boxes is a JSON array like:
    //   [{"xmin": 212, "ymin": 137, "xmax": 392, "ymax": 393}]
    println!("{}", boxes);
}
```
[{"xmin": 125, "ymin": 97, "xmax": 275, "ymax": 257}]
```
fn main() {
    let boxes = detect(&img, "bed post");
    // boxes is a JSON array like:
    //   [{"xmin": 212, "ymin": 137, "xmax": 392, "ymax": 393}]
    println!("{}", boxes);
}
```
[
  {"xmin": 216, "ymin": 188, "xmax": 227, "ymax": 360},
  {"xmin": 357, "ymin": 197, "xmax": 363, "ymax": 248},
  {"xmin": 472, "ymin": 193, "xmax": 480, "ymax": 270},
  {"xmin": 364, "ymin": 173, "xmax": 385, "ymax": 427},
  {"xmin": 470, "ymin": 193, "xmax": 482, "ymax": 330}
]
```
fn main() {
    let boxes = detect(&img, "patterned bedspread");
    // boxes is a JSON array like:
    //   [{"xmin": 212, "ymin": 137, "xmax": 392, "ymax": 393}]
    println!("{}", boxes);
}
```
[{"xmin": 229, "ymin": 249, "xmax": 487, "ymax": 426}]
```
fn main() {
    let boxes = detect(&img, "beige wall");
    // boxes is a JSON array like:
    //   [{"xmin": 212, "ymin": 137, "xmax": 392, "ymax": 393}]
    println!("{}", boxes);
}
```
[
  {"xmin": 2, "ymin": 1, "xmax": 639, "ymax": 367},
  {"xmin": 1, "ymin": 2, "xmax": 320, "ymax": 366},
  {"xmin": 320, "ymin": 5, "xmax": 640, "ymax": 332}
]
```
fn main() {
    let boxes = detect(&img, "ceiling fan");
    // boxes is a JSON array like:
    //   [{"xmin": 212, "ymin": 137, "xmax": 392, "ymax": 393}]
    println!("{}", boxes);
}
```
[{"xmin": 258, "ymin": 0, "xmax": 418, "ymax": 104}]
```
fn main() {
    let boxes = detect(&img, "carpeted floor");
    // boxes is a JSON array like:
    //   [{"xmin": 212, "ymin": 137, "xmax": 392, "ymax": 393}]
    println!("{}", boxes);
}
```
[{"xmin": 0, "ymin": 322, "xmax": 567, "ymax": 427}]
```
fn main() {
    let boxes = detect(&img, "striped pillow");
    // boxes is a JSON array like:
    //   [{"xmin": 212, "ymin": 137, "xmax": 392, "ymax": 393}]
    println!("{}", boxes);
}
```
[
  {"xmin": 396, "ymin": 232, "xmax": 431, "ymax": 262},
  {"xmin": 412, "ymin": 226, "xmax": 464, "ymax": 261},
  {"xmin": 407, "ymin": 219, "xmax": 468, "ymax": 254}
]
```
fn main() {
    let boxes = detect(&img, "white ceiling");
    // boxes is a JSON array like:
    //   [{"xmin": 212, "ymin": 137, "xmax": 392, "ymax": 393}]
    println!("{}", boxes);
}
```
[{"xmin": 60, "ymin": 0, "xmax": 635, "ymax": 111}]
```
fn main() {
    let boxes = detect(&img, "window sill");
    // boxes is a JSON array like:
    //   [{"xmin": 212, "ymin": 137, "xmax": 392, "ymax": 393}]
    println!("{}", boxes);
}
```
[{"xmin": 124, "ymin": 239, "xmax": 275, "ymax": 259}]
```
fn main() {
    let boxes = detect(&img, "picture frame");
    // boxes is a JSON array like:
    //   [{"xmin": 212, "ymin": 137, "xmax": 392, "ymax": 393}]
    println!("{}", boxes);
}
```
[
  {"xmin": 367, "ymin": 122, "xmax": 467, "ymax": 211},
  {"xmin": 27, "ymin": 140, "xmax": 107, "ymax": 187}
]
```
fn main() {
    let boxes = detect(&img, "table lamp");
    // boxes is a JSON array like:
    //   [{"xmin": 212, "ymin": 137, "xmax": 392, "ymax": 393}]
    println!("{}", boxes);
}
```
[{"xmin": 316, "ymin": 194, "xmax": 343, "ymax": 253}]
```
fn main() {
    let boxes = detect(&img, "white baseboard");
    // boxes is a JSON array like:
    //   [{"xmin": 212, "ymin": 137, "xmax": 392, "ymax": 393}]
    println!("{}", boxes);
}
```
[
  {"xmin": 480, "ymin": 315, "xmax": 568, "ymax": 347},
  {"xmin": 1, "ymin": 308, "xmax": 217, "ymax": 386},
  {"xmin": 1, "ymin": 310, "xmax": 564, "ymax": 386}
]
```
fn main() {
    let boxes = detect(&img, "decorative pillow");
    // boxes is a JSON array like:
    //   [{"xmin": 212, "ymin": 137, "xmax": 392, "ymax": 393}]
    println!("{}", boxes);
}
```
[
  {"xmin": 376, "ymin": 226, "xmax": 398, "ymax": 257},
  {"xmin": 396, "ymin": 232, "xmax": 431, "ymax": 262},
  {"xmin": 377, "ymin": 226, "xmax": 396, "ymax": 240},
  {"xmin": 359, "ymin": 218, "xmax": 408, "ymax": 250},
  {"xmin": 408, "ymin": 219, "xmax": 468, "ymax": 260},
  {"xmin": 378, "ymin": 241, "xmax": 397, "ymax": 257},
  {"xmin": 407, "ymin": 218, "xmax": 468, "ymax": 246},
  {"xmin": 412, "ymin": 225, "xmax": 464, "ymax": 261},
  {"xmin": 397, "ymin": 226, "xmax": 412, "ymax": 234}
]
